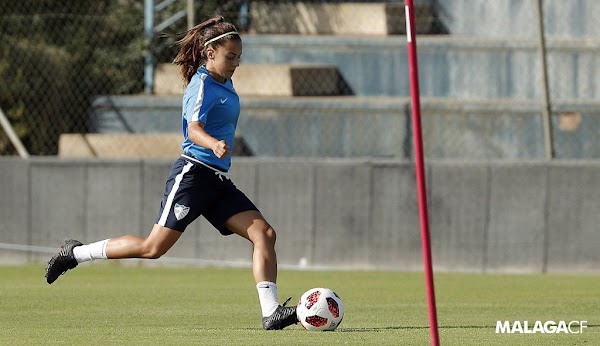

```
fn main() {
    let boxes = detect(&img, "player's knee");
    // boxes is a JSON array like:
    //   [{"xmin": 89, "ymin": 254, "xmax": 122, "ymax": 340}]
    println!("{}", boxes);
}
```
[
  {"xmin": 265, "ymin": 226, "xmax": 277, "ymax": 246},
  {"xmin": 252, "ymin": 224, "xmax": 276, "ymax": 248},
  {"xmin": 143, "ymin": 244, "xmax": 167, "ymax": 259},
  {"xmin": 146, "ymin": 251, "xmax": 163, "ymax": 259}
]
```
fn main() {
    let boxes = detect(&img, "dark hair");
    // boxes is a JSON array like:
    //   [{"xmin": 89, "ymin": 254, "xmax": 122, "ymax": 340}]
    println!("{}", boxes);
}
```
[{"xmin": 172, "ymin": 15, "xmax": 240, "ymax": 84}]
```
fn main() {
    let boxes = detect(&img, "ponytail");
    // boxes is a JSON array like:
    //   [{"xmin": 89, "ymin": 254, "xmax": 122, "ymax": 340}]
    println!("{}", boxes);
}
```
[{"xmin": 172, "ymin": 15, "xmax": 240, "ymax": 85}]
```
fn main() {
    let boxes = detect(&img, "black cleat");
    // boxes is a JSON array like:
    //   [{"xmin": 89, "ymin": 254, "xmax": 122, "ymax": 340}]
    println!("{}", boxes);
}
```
[
  {"xmin": 262, "ymin": 297, "xmax": 298, "ymax": 330},
  {"xmin": 45, "ymin": 239, "xmax": 83, "ymax": 284}
]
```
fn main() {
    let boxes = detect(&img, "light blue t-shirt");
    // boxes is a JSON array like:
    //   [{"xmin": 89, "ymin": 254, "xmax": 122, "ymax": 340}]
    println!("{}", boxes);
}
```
[{"xmin": 181, "ymin": 65, "xmax": 240, "ymax": 171}]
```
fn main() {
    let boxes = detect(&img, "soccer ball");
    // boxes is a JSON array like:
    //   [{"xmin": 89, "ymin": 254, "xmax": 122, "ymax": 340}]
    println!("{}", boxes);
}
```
[{"xmin": 296, "ymin": 287, "xmax": 344, "ymax": 331}]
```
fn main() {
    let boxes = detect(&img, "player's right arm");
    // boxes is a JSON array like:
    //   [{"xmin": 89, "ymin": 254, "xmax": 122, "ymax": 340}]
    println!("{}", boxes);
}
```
[{"xmin": 188, "ymin": 121, "xmax": 230, "ymax": 159}]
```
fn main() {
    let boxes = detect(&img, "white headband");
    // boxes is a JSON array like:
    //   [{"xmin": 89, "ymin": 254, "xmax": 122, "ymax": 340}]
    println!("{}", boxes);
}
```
[{"xmin": 204, "ymin": 31, "xmax": 239, "ymax": 47}]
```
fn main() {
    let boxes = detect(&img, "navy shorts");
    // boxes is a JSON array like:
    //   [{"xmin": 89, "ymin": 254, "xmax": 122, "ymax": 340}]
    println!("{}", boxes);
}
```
[{"xmin": 155, "ymin": 156, "xmax": 259, "ymax": 235}]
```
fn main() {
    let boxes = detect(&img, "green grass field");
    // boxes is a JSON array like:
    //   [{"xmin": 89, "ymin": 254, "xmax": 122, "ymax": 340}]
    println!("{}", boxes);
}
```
[{"xmin": 0, "ymin": 263, "xmax": 598, "ymax": 345}]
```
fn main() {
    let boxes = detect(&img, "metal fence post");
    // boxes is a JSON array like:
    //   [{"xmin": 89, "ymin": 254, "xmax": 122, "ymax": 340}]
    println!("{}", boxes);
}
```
[
  {"xmin": 536, "ymin": 0, "xmax": 554, "ymax": 159},
  {"xmin": 144, "ymin": 0, "xmax": 155, "ymax": 94},
  {"xmin": 187, "ymin": 0, "xmax": 194, "ymax": 29}
]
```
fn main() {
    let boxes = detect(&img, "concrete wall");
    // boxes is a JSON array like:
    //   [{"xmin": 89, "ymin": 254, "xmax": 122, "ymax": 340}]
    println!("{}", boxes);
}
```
[{"xmin": 1, "ymin": 157, "xmax": 600, "ymax": 274}]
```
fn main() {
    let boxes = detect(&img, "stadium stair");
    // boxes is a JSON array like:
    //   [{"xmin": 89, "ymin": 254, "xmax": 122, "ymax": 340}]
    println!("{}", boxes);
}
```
[
  {"xmin": 155, "ymin": 63, "xmax": 347, "ymax": 97},
  {"xmin": 58, "ymin": 133, "xmax": 253, "ymax": 158},
  {"xmin": 246, "ymin": 2, "xmax": 434, "ymax": 35},
  {"xmin": 61, "ymin": 1, "xmax": 600, "ymax": 159}
]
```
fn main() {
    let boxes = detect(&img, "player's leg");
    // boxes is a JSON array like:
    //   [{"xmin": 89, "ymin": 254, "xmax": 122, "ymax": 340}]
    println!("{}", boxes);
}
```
[
  {"xmin": 225, "ymin": 210, "xmax": 297, "ymax": 330},
  {"xmin": 45, "ymin": 157, "xmax": 198, "ymax": 285},
  {"xmin": 225, "ymin": 210, "xmax": 277, "ymax": 283},
  {"xmin": 103, "ymin": 224, "xmax": 182, "ymax": 259},
  {"xmin": 45, "ymin": 225, "xmax": 182, "ymax": 284}
]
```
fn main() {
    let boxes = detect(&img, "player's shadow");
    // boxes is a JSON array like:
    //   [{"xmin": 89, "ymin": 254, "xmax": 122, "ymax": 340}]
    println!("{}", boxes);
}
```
[
  {"xmin": 340, "ymin": 325, "xmax": 495, "ymax": 332},
  {"xmin": 340, "ymin": 324, "xmax": 600, "ymax": 332}
]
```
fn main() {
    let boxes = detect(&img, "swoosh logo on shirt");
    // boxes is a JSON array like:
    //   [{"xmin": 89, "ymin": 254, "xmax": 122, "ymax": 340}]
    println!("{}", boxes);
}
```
[{"xmin": 220, "ymin": 98, "xmax": 228, "ymax": 104}]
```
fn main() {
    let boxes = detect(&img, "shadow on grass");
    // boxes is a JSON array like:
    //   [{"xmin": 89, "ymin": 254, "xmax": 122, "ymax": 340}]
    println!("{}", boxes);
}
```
[
  {"xmin": 340, "ymin": 324, "xmax": 600, "ymax": 332},
  {"xmin": 340, "ymin": 325, "xmax": 491, "ymax": 332}
]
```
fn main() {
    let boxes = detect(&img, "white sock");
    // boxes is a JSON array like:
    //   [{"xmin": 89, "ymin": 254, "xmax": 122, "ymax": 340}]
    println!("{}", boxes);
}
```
[
  {"xmin": 73, "ymin": 239, "xmax": 109, "ymax": 263},
  {"xmin": 256, "ymin": 281, "xmax": 280, "ymax": 317}
]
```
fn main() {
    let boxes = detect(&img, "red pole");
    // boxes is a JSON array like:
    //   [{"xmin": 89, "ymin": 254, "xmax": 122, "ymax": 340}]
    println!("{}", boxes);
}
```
[{"xmin": 404, "ymin": 1, "xmax": 440, "ymax": 345}]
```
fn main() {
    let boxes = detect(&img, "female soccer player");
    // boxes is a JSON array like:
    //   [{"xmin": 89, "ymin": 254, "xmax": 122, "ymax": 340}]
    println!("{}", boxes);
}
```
[{"xmin": 45, "ymin": 15, "xmax": 297, "ymax": 331}]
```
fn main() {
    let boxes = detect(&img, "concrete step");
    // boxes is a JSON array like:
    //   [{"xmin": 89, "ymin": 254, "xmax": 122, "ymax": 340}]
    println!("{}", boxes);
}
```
[
  {"xmin": 157, "ymin": 35, "xmax": 600, "ymax": 100},
  {"xmin": 248, "ymin": 2, "xmax": 434, "ymax": 35},
  {"xmin": 155, "ymin": 63, "xmax": 345, "ymax": 97},
  {"xmin": 58, "ymin": 133, "xmax": 253, "ymax": 158},
  {"xmin": 154, "ymin": 64, "xmax": 185, "ymax": 95},
  {"xmin": 232, "ymin": 64, "xmax": 344, "ymax": 96},
  {"xmin": 89, "ymin": 94, "xmax": 600, "ymax": 159},
  {"xmin": 239, "ymin": 35, "xmax": 600, "ymax": 99}
]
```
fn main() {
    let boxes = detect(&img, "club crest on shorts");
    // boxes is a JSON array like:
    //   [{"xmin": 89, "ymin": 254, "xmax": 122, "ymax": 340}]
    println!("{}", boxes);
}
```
[{"xmin": 174, "ymin": 203, "xmax": 190, "ymax": 220}]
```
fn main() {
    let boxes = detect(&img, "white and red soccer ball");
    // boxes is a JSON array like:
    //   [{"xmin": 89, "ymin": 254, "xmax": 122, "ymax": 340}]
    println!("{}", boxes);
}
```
[{"xmin": 296, "ymin": 287, "xmax": 344, "ymax": 331}]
